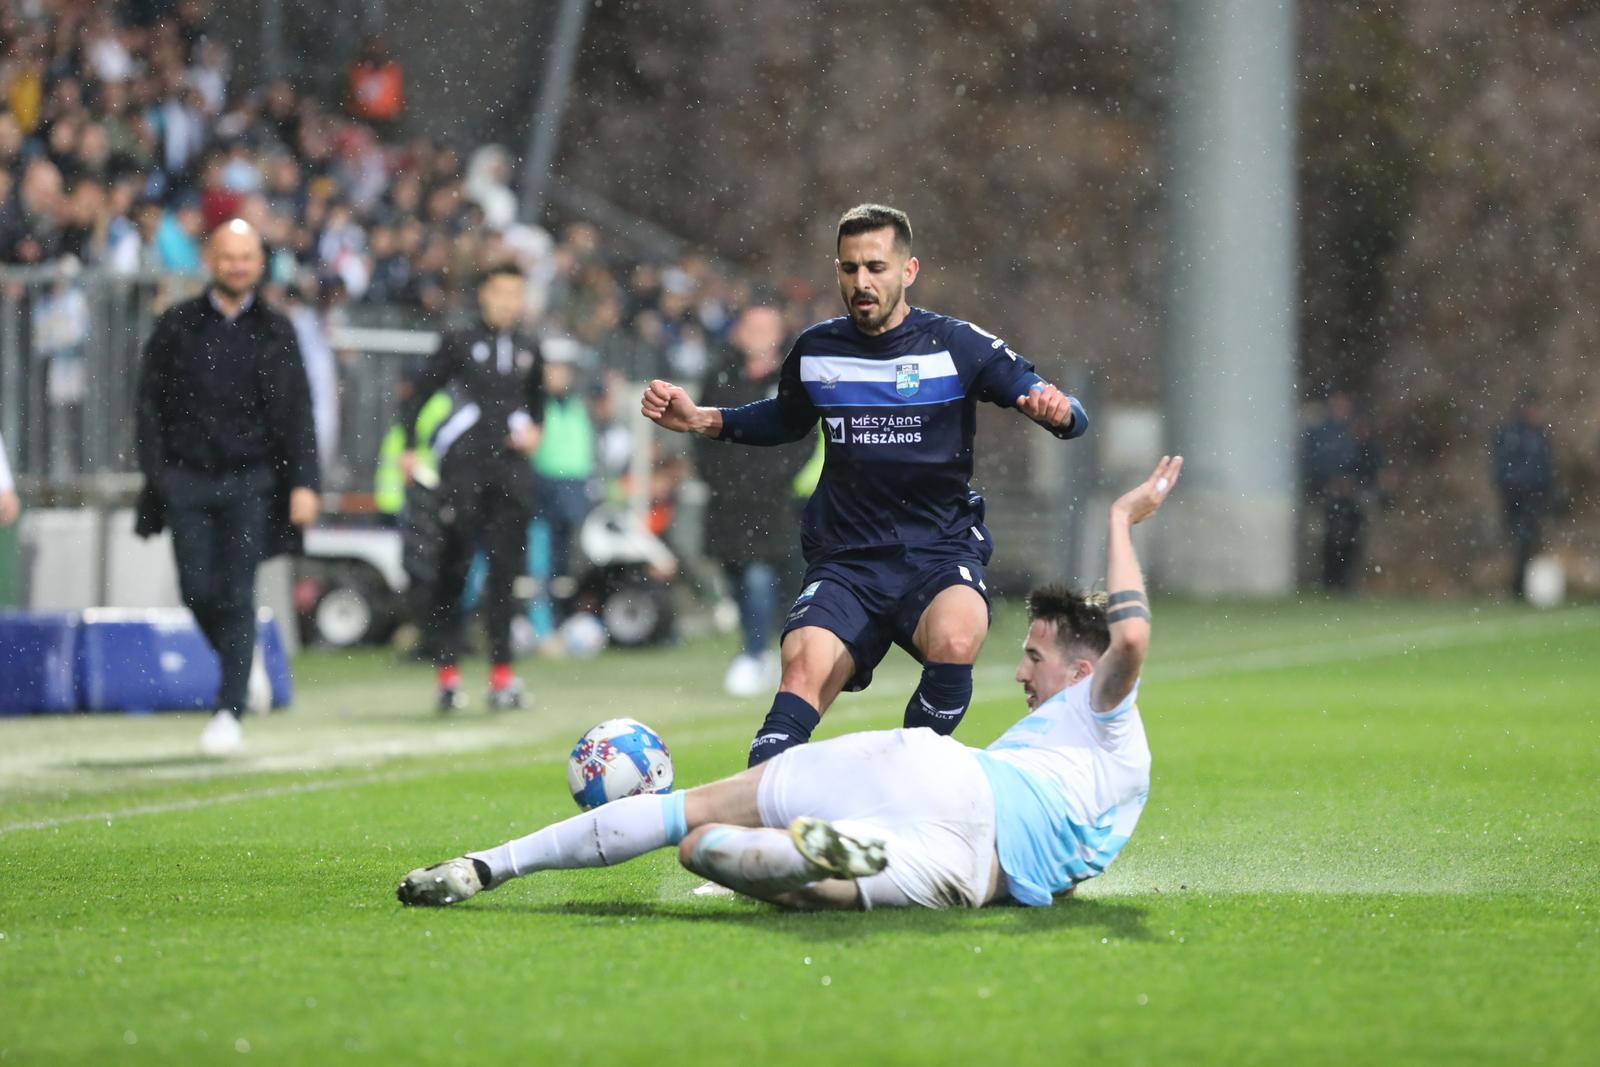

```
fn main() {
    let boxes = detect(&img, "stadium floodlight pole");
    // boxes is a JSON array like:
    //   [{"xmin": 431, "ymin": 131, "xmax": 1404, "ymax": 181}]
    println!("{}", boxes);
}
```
[
  {"xmin": 520, "ymin": 0, "xmax": 591, "ymax": 224},
  {"xmin": 1161, "ymin": 0, "xmax": 1299, "ymax": 596}
]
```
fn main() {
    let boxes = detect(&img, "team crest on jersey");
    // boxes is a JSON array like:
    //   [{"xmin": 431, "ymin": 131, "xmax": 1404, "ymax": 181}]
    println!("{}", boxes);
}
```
[{"xmin": 895, "ymin": 362, "xmax": 920, "ymax": 398}]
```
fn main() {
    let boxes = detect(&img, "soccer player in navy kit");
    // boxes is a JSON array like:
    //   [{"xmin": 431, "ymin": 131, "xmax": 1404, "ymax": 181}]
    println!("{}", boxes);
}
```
[{"xmin": 643, "ymin": 205, "xmax": 1087, "ymax": 766}]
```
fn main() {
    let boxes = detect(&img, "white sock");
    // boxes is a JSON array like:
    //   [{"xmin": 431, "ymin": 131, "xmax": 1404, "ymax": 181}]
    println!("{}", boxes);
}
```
[
  {"xmin": 468, "ymin": 792, "xmax": 687, "ymax": 885},
  {"xmin": 684, "ymin": 827, "xmax": 819, "ymax": 896}
]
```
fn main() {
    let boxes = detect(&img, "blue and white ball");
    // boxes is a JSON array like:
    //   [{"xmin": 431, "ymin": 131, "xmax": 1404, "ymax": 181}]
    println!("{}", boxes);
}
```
[{"xmin": 567, "ymin": 718, "xmax": 674, "ymax": 810}]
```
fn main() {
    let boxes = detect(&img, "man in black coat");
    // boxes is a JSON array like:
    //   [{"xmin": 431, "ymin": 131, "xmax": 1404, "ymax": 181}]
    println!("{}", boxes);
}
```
[
  {"xmin": 398, "ymin": 264, "xmax": 544, "ymax": 712},
  {"xmin": 693, "ymin": 305, "xmax": 815, "ymax": 696},
  {"xmin": 1302, "ymin": 390, "xmax": 1386, "ymax": 592},
  {"xmin": 1493, "ymin": 391, "xmax": 1558, "ymax": 600},
  {"xmin": 135, "ymin": 219, "xmax": 321, "ymax": 755}
]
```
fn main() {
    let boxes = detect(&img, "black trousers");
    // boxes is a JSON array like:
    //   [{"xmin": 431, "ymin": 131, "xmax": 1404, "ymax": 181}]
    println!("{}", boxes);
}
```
[
  {"xmin": 1320, "ymin": 496, "xmax": 1364, "ymax": 592},
  {"xmin": 1503, "ymin": 497, "xmax": 1542, "ymax": 599},
  {"xmin": 163, "ymin": 466, "xmax": 272, "ymax": 715},
  {"xmin": 430, "ymin": 450, "xmax": 534, "ymax": 667}
]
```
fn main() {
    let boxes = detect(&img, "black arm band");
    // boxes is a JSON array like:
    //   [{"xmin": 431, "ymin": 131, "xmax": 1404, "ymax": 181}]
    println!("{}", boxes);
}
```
[
  {"xmin": 1106, "ymin": 605, "xmax": 1152, "ymax": 625},
  {"xmin": 1107, "ymin": 590, "xmax": 1148, "ymax": 609}
]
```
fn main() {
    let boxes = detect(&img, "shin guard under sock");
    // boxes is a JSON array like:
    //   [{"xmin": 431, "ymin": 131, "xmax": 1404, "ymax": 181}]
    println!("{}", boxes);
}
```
[
  {"xmin": 902, "ymin": 661, "xmax": 973, "ymax": 735},
  {"xmin": 747, "ymin": 692, "xmax": 821, "ymax": 767}
]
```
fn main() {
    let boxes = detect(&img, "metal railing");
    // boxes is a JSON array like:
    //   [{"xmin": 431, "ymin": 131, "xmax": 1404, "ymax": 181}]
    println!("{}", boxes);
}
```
[
  {"xmin": 0, "ymin": 265, "xmax": 1095, "ymax": 593},
  {"xmin": 0, "ymin": 265, "xmax": 203, "ymax": 492}
]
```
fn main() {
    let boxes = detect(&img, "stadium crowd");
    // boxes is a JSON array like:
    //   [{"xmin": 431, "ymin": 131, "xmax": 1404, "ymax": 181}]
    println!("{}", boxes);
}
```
[{"xmin": 0, "ymin": 0, "xmax": 835, "ymax": 345}]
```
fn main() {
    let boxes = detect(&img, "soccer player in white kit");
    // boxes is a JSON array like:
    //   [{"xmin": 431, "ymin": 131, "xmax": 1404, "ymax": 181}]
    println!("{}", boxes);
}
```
[{"xmin": 398, "ymin": 456, "xmax": 1182, "ymax": 910}]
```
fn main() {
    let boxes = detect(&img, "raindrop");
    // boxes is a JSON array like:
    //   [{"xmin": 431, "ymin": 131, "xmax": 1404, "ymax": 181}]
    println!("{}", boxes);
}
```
[{"xmin": 820, "ymin": 976, "xmax": 832, "ymax": 986}]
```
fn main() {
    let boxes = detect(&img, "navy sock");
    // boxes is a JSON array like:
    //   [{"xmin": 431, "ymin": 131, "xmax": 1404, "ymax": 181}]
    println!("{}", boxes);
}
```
[
  {"xmin": 902, "ymin": 662, "xmax": 973, "ymax": 735},
  {"xmin": 748, "ymin": 692, "xmax": 821, "ymax": 767}
]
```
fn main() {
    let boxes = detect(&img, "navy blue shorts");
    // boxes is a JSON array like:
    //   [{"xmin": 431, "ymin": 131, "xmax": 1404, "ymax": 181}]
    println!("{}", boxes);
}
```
[{"xmin": 782, "ymin": 533, "xmax": 993, "ymax": 693}]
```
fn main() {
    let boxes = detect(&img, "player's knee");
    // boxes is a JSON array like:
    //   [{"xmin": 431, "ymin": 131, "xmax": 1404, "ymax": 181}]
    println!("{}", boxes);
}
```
[
  {"xmin": 926, "ymin": 630, "xmax": 984, "ymax": 664},
  {"xmin": 677, "ymin": 825, "xmax": 715, "ymax": 869}
]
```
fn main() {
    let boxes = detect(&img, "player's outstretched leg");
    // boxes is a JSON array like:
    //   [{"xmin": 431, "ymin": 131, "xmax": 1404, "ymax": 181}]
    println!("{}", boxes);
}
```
[
  {"xmin": 396, "ymin": 791, "xmax": 692, "ymax": 906},
  {"xmin": 397, "ymin": 857, "xmax": 491, "ymax": 907},
  {"xmin": 788, "ymin": 817, "xmax": 888, "ymax": 880},
  {"xmin": 678, "ymin": 819, "xmax": 887, "ymax": 904}
]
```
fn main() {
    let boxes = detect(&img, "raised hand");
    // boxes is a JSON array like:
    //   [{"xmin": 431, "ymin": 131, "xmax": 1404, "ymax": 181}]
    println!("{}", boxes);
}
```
[{"xmin": 1112, "ymin": 455, "xmax": 1184, "ymax": 526}]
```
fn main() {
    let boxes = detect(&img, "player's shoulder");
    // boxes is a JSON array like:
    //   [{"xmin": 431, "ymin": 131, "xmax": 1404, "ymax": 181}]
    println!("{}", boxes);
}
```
[
  {"xmin": 793, "ymin": 315, "xmax": 853, "ymax": 349},
  {"xmin": 913, "ymin": 308, "xmax": 1008, "ymax": 360}
]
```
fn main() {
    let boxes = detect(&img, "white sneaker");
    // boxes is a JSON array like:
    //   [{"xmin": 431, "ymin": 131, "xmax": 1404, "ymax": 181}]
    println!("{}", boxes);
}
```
[
  {"xmin": 198, "ymin": 710, "xmax": 244, "ymax": 756},
  {"xmin": 758, "ymin": 649, "xmax": 781, "ymax": 689},
  {"xmin": 396, "ymin": 857, "xmax": 487, "ymax": 907},
  {"xmin": 723, "ymin": 653, "xmax": 768, "ymax": 697},
  {"xmin": 789, "ymin": 817, "xmax": 888, "ymax": 880}
]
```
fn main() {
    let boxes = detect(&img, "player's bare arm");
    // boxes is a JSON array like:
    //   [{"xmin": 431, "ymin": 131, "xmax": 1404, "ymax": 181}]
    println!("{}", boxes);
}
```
[
  {"xmin": 1091, "ymin": 455, "xmax": 1183, "ymax": 713},
  {"xmin": 641, "ymin": 379, "xmax": 724, "ymax": 437}
]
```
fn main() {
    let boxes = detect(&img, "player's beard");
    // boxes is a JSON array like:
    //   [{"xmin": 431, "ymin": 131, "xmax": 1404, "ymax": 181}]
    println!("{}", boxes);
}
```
[{"xmin": 846, "ymin": 280, "xmax": 903, "ymax": 333}]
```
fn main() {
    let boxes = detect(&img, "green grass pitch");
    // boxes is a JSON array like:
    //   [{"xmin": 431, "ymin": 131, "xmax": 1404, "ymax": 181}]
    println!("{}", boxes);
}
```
[{"xmin": 1, "ymin": 599, "xmax": 1597, "ymax": 1064}]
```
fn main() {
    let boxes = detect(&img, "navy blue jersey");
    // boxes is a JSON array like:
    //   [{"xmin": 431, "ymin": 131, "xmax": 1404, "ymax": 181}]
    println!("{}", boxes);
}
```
[{"xmin": 716, "ymin": 307, "xmax": 1088, "ymax": 555}]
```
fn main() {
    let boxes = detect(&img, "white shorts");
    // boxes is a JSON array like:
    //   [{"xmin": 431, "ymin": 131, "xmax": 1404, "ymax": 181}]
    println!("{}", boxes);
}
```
[{"xmin": 757, "ymin": 728, "xmax": 997, "ymax": 909}]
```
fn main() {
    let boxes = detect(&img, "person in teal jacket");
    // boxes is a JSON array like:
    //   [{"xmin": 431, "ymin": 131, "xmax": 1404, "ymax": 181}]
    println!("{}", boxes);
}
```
[{"xmin": 531, "ymin": 338, "xmax": 596, "ymax": 619}]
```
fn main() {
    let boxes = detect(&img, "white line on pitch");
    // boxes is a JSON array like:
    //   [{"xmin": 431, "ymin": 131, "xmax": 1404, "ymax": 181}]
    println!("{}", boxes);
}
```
[{"xmin": 3, "ymin": 609, "xmax": 1594, "ymax": 836}]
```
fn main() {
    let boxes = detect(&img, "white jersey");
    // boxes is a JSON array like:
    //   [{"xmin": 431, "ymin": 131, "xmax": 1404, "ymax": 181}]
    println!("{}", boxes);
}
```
[{"xmin": 974, "ymin": 673, "xmax": 1150, "ymax": 904}]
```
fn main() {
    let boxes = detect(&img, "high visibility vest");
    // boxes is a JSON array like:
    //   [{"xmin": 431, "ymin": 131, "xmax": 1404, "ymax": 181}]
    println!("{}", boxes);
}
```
[{"xmin": 373, "ymin": 392, "xmax": 452, "ymax": 514}]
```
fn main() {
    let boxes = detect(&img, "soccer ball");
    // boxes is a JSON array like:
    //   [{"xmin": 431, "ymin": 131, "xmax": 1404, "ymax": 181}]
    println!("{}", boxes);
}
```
[
  {"xmin": 557, "ymin": 612, "xmax": 608, "ymax": 659},
  {"xmin": 567, "ymin": 718, "xmax": 674, "ymax": 810}
]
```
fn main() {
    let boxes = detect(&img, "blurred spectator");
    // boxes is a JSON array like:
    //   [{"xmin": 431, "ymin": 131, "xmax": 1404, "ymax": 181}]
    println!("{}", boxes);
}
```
[
  {"xmin": 155, "ymin": 83, "xmax": 207, "ymax": 174},
  {"xmin": 0, "ymin": 156, "xmax": 64, "ymax": 263},
  {"xmin": 532, "ymin": 336, "xmax": 596, "ymax": 618},
  {"xmin": 31, "ymin": 261, "xmax": 89, "ymax": 478},
  {"xmin": 692, "ymin": 304, "xmax": 814, "ymax": 696},
  {"xmin": 464, "ymin": 144, "xmax": 517, "ymax": 232},
  {"xmin": 347, "ymin": 34, "xmax": 403, "ymax": 134},
  {"xmin": 284, "ymin": 279, "xmax": 342, "ymax": 480},
  {"xmin": 153, "ymin": 194, "xmax": 203, "ymax": 272},
  {"xmin": 85, "ymin": 13, "xmax": 135, "ymax": 85},
  {"xmin": 1302, "ymin": 390, "xmax": 1386, "ymax": 592},
  {"xmin": 3, "ymin": 38, "xmax": 45, "ymax": 134},
  {"xmin": 1493, "ymin": 391, "xmax": 1559, "ymax": 600}
]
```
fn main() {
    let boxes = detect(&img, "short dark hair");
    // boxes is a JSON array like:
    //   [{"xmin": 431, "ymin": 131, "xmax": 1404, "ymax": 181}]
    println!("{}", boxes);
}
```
[
  {"xmin": 480, "ymin": 262, "xmax": 525, "ymax": 286},
  {"xmin": 837, "ymin": 203, "xmax": 912, "ymax": 254},
  {"xmin": 1026, "ymin": 584, "xmax": 1110, "ymax": 659}
]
